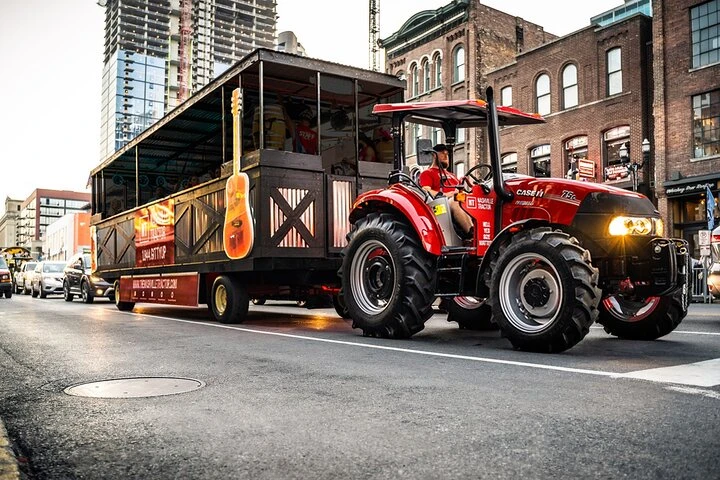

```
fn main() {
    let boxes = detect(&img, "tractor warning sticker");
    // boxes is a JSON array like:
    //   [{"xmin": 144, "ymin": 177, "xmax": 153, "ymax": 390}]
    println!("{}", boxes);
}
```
[{"xmin": 433, "ymin": 204, "xmax": 448, "ymax": 215}]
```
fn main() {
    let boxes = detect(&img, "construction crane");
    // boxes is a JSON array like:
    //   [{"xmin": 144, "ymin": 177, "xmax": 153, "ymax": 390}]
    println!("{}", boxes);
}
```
[
  {"xmin": 369, "ymin": 0, "xmax": 380, "ymax": 71},
  {"xmin": 178, "ymin": 0, "xmax": 193, "ymax": 102}
]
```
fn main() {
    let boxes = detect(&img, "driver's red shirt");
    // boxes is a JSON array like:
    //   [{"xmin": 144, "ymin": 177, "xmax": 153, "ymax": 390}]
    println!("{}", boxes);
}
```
[{"xmin": 418, "ymin": 166, "xmax": 460, "ymax": 194}]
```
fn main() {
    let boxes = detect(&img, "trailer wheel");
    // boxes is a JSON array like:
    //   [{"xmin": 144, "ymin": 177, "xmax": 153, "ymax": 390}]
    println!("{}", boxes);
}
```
[
  {"xmin": 332, "ymin": 293, "xmax": 350, "ymax": 319},
  {"xmin": 113, "ymin": 280, "xmax": 135, "ymax": 312},
  {"xmin": 446, "ymin": 297, "xmax": 497, "ymax": 330},
  {"xmin": 597, "ymin": 293, "xmax": 683, "ymax": 340},
  {"xmin": 489, "ymin": 227, "xmax": 600, "ymax": 353},
  {"xmin": 341, "ymin": 213, "xmax": 435, "ymax": 339},
  {"xmin": 210, "ymin": 276, "xmax": 249, "ymax": 324}
]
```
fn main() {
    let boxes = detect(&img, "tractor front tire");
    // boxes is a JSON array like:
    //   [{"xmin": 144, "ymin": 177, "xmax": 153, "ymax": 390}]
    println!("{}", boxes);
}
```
[
  {"xmin": 446, "ymin": 297, "xmax": 497, "ymax": 330},
  {"xmin": 597, "ymin": 293, "xmax": 684, "ymax": 340},
  {"xmin": 489, "ymin": 227, "xmax": 600, "ymax": 353},
  {"xmin": 341, "ymin": 213, "xmax": 435, "ymax": 339}
]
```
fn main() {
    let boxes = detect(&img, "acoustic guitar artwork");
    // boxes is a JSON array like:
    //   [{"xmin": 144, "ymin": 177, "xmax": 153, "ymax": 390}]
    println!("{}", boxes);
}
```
[{"xmin": 223, "ymin": 88, "xmax": 254, "ymax": 259}]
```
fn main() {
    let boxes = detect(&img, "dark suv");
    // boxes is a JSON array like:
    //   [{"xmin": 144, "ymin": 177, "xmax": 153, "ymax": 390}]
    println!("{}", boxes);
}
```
[
  {"xmin": 0, "ymin": 257, "xmax": 12, "ymax": 299},
  {"xmin": 63, "ymin": 252, "xmax": 114, "ymax": 303}
]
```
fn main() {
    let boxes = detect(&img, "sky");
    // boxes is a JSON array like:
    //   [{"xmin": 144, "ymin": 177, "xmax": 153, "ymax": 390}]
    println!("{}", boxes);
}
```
[{"xmin": 0, "ymin": 0, "xmax": 620, "ymax": 215}]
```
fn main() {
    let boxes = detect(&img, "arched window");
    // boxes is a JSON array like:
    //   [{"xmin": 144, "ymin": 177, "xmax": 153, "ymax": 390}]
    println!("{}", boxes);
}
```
[
  {"xmin": 562, "ymin": 64, "xmax": 578, "ymax": 109},
  {"xmin": 501, "ymin": 86, "xmax": 512, "ymax": 107},
  {"xmin": 536, "ymin": 74, "xmax": 551, "ymax": 115},
  {"xmin": 530, "ymin": 144, "xmax": 551, "ymax": 177},
  {"xmin": 410, "ymin": 64, "xmax": 419, "ymax": 97},
  {"xmin": 433, "ymin": 54, "xmax": 442, "ymax": 87},
  {"xmin": 422, "ymin": 59, "xmax": 430, "ymax": 93},
  {"xmin": 607, "ymin": 48, "xmax": 622, "ymax": 96},
  {"xmin": 453, "ymin": 46, "xmax": 465, "ymax": 83},
  {"xmin": 501, "ymin": 153, "xmax": 518, "ymax": 173}
]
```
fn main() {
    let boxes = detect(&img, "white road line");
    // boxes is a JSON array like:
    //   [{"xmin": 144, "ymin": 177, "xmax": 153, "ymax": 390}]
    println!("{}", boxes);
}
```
[
  {"xmin": 590, "ymin": 325, "xmax": 720, "ymax": 336},
  {"xmin": 619, "ymin": 358, "xmax": 720, "ymax": 387},
  {"xmin": 118, "ymin": 311, "xmax": 619, "ymax": 378},
  {"xmin": 665, "ymin": 386, "xmax": 720, "ymax": 400}
]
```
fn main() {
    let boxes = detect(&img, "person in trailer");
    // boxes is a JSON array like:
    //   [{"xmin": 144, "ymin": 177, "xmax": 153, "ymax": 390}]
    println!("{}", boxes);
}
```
[{"xmin": 418, "ymin": 144, "xmax": 474, "ymax": 239}]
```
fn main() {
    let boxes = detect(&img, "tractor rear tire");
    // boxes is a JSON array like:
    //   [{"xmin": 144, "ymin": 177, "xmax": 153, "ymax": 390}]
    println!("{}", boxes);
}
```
[
  {"xmin": 489, "ymin": 227, "xmax": 600, "ymax": 353},
  {"xmin": 332, "ymin": 293, "xmax": 350, "ymax": 319},
  {"xmin": 597, "ymin": 293, "xmax": 684, "ymax": 340},
  {"xmin": 341, "ymin": 213, "xmax": 435, "ymax": 339},
  {"xmin": 210, "ymin": 276, "xmax": 249, "ymax": 324},
  {"xmin": 446, "ymin": 297, "xmax": 497, "ymax": 330}
]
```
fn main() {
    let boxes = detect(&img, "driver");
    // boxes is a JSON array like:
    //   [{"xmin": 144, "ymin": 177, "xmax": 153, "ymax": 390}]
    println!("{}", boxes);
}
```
[{"xmin": 418, "ymin": 144, "xmax": 474, "ymax": 239}]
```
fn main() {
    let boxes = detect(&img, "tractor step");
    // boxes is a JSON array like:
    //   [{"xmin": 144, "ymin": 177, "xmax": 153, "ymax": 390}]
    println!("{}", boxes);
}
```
[{"xmin": 436, "ymin": 252, "xmax": 469, "ymax": 296}]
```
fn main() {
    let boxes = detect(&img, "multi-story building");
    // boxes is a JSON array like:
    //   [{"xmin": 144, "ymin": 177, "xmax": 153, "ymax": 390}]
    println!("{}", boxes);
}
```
[
  {"xmin": 379, "ymin": 0, "xmax": 555, "ymax": 176},
  {"xmin": 44, "ymin": 212, "xmax": 92, "ymax": 262},
  {"xmin": 16, "ymin": 190, "xmax": 91, "ymax": 259},
  {"xmin": 0, "ymin": 198, "xmax": 23, "ymax": 248},
  {"xmin": 652, "ymin": 0, "xmax": 720, "ymax": 256},
  {"xmin": 277, "ymin": 31, "xmax": 306, "ymax": 56},
  {"xmin": 99, "ymin": 0, "xmax": 278, "ymax": 159},
  {"xmin": 486, "ymin": 13, "xmax": 653, "ymax": 191}
]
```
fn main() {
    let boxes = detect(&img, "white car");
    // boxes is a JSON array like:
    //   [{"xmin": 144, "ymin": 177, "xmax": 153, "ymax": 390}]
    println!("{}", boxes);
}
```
[
  {"xmin": 15, "ymin": 262, "xmax": 37, "ymax": 294},
  {"xmin": 30, "ymin": 261, "xmax": 67, "ymax": 298}
]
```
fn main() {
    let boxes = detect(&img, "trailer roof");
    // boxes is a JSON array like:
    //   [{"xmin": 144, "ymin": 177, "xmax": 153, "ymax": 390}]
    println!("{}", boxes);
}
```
[
  {"xmin": 91, "ymin": 49, "xmax": 406, "ymax": 177},
  {"xmin": 372, "ymin": 99, "xmax": 545, "ymax": 128}
]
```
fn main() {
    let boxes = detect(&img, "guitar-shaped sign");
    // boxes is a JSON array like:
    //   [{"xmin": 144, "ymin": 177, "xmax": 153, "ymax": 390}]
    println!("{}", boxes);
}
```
[{"xmin": 223, "ymin": 88, "xmax": 254, "ymax": 259}]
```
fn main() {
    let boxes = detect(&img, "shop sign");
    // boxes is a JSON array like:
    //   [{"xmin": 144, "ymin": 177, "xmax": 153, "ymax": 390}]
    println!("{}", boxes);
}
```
[
  {"xmin": 665, "ymin": 182, "xmax": 714, "ymax": 198},
  {"xmin": 134, "ymin": 199, "xmax": 175, "ymax": 267},
  {"xmin": 577, "ymin": 159, "xmax": 595, "ymax": 179},
  {"xmin": 119, "ymin": 273, "xmax": 199, "ymax": 306},
  {"xmin": 604, "ymin": 164, "xmax": 629, "ymax": 181}
]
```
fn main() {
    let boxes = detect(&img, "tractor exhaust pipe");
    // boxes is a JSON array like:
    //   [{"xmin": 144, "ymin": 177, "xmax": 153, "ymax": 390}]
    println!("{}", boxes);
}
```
[{"xmin": 486, "ymin": 87, "xmax": 513, "ymax": 202}]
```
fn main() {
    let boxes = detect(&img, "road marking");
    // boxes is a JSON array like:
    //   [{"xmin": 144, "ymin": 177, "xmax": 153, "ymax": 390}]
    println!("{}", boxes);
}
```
[
  {"xmin": 665, "ymin": 386, "xmax": 720, "ymax": 400},
  {"xmin": 619, "ymin": 358, "xmax": 720, "ymax": 387},
  {"xmin": 591, "ymin": 325, "xmax": 720, "ymax": 336}
]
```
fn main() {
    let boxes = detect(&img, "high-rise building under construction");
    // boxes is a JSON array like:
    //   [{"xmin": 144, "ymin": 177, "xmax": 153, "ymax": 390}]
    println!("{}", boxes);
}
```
[{"xmin": 99, "ymin": 0, "xmax": 277, "ymax": 159}]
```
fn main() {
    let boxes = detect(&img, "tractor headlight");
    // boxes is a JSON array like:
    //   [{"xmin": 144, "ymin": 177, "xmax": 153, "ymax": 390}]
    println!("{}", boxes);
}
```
[{"xmin": 608, "ymin": 216, "xmax": 663, "ymax": 236}]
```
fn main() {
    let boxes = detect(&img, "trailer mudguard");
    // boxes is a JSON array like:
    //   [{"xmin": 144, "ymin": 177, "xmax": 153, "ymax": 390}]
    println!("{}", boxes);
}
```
[{"xmin": 349, "ymin": 186, "xmax": 446, "ymax": 256}]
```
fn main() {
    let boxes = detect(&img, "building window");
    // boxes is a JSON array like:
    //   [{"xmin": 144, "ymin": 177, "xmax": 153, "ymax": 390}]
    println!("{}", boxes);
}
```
[
  {"xmin": 536, "ymin": 74, "xmax": 551, "ymax": 115},
  {"xmin": 407, "ymin": 123, "xmax": 420, "ymax": 156},
  {"xmin": 564, "ymin": 136, "xmax": 590, "ymax": 180},
  {"xmin": 434, "ymin": 54, "xmax": 442, "ymax": 87},
  {"xmin": 562, "ymin": 64, "xmax": 578, "ymax": 109},
  {"xmin": 530, "ymin": 144, "xmax": 551, "ymax": 177},
  {"xmin": 411, "ymin": 65, "xmax": 419, "ymax": 97},
  {"xmin": 453, "ymin": 46, "xmax": 465, "ymax": 83},
  {"xmin": 501, "ymin": 153, "xmax": 518, "ymax": 173},
  {"xmin": 422, "ymin": 59, "xmax": 430, "ymax": 93},
  {"xmin": 691, "ymin": 0, "xmax": 720, "ymax": 68},
  {"xmin": 603, "ymin": 126, "xmax": 631, "ymax": 177},
  {"xmin": 607, "ymin": 48, "xmax": 622, "ymax": 96},
  {"xmin": 501, "ymin": 86, "xmax": 512, "ymax": 106},
  {"xmin": 456, "ymin": 127, "xmax": 465, "ymax": 143},
  {"xmin": 432, "ymin": 127, "xmax": 442, "ymax": 146},
  {"xmin": 693, "ymin": 89, "xmax": 720, "ymax": 158}
]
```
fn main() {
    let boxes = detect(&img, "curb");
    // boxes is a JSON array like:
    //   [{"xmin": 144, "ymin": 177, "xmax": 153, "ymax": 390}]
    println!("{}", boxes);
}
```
[{"xmin": 0, "ymin": 418, "xmax": 20, "ymax": 480}]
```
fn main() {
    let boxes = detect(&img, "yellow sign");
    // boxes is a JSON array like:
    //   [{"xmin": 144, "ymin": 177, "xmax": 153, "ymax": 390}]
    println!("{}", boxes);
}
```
[{"xmin": 433, "ymin": 204, "xmax": 447, "ymax": 216}]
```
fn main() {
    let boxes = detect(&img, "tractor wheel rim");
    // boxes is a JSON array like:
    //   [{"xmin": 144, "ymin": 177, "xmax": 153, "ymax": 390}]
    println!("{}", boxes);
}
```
[
  {"xmin": 454, "ymin": 296, "xmax": 484, "ymax": 309},
  {"xmin": 602, "ymin": 296, "xmax": 660, "ymax": 322},
  {"xmin": 499, "ymin": 252, "xmax": 562, "ymax": 333},
  {"xmin": 351, "ymin": 240, "xmax": 396, "ymax": 316},
  {"xmin": 215, "ymin": 284, "xmax": 228, "ymax": 315}
]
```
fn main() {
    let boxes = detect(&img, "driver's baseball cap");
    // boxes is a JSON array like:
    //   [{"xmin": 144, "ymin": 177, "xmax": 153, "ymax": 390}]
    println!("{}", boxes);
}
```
[{"xmin": 432, "ymin": 144, "xmax": 449, "ymax": 153}]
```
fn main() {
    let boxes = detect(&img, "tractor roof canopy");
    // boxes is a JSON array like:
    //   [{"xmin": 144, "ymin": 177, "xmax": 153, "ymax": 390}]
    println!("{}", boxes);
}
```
[{"xmin": 372, "ymin": 99, "xmax": 544, "ymax": 128}]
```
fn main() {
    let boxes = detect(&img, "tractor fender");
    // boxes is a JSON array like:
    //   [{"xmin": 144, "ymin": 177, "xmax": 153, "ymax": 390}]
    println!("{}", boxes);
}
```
[
  {"xmin": 349, "ymin": 189, "xmax": 445, "ymax": 256},
  {"xmin": 476, "ymin": 218, "xmax": 551, "ymax": 292}
]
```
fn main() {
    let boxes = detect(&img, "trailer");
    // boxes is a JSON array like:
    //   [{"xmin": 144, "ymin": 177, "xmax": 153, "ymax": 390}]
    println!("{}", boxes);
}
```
[{"xmin": 89, "ymin": 49, "xmax": 404, "ymax": 321}]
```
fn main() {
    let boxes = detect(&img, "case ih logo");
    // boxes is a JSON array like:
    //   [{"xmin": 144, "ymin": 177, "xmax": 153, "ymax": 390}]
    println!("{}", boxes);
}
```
[{"xmin": 516, "ymin": 189, "xmax": 545, "ymax": 198}]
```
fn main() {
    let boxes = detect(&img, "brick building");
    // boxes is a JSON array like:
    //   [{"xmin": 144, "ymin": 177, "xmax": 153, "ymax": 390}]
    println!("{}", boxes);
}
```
[
  {"xmin": 380, "ymin": 0, "xmax": 554, "ymax": 176},
  {"xmin": 486, "ymin": 14, "xmax": 654, "ymax": 193},
  {"xmin": 652, "ymin": 0, "xmax": 720, "ymax": 255}
]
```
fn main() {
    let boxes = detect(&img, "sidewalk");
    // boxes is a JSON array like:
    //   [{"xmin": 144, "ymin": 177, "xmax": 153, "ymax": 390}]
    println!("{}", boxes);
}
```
[{"xmin": 0, "ymin": 418, "xmax": 20, "ymax": 480}]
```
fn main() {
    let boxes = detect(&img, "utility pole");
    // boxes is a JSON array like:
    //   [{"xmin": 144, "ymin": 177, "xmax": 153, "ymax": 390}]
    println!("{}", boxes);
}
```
[{"xmin": 369, "ymin": 0, "xmax": 380, "ymax": 71}]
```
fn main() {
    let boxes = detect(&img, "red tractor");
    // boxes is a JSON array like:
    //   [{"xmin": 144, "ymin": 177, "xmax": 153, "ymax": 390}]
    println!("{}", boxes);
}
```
[{"xmin": 340, "ymin": 88, "xmax": 689, "ymax": 353}]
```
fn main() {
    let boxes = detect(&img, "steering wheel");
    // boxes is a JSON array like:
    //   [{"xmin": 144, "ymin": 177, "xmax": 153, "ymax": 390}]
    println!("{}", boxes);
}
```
[
  {"xmin": 392, "ymin": 171, "xmax": 432, "ymax": 202},
  {"xmin": 465, "ymin": 164, "xmax": 493, "ymax": 184}
]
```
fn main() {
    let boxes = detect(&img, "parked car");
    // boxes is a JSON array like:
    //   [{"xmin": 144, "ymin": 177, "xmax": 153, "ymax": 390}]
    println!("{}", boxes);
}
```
[
  {"xmin": 0, "ymin": 257, "xmax": 12, "ymax": 299},
  {"xmin": 14, "ymin": 261, "xmax": 37, "ymax": 294},
  {"xmin": 63, "ymin": 252, "xmax": 114, "ymax": 303},
  {"xmin": 30, "ymin": 261, "xmax": 67, "ymax": 298}
]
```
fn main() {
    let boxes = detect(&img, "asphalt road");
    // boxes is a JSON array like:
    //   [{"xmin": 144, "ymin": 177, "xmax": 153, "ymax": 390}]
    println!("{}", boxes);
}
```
[{"xmin": 0, "ymin": 294, "xmax": 719, "ymax": 479}]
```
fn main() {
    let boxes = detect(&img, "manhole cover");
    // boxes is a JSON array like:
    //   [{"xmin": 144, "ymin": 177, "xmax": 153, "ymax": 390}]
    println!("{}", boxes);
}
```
[{"xmin": 64, "ymin": 377, "xmax": 204, "ymax": 398}]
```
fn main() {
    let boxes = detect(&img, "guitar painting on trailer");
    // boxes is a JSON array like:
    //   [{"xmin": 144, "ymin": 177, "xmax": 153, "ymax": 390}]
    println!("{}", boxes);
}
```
[{"xmin": 223, "ymin": 88, "xmax": 254, "ymax": 259}]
